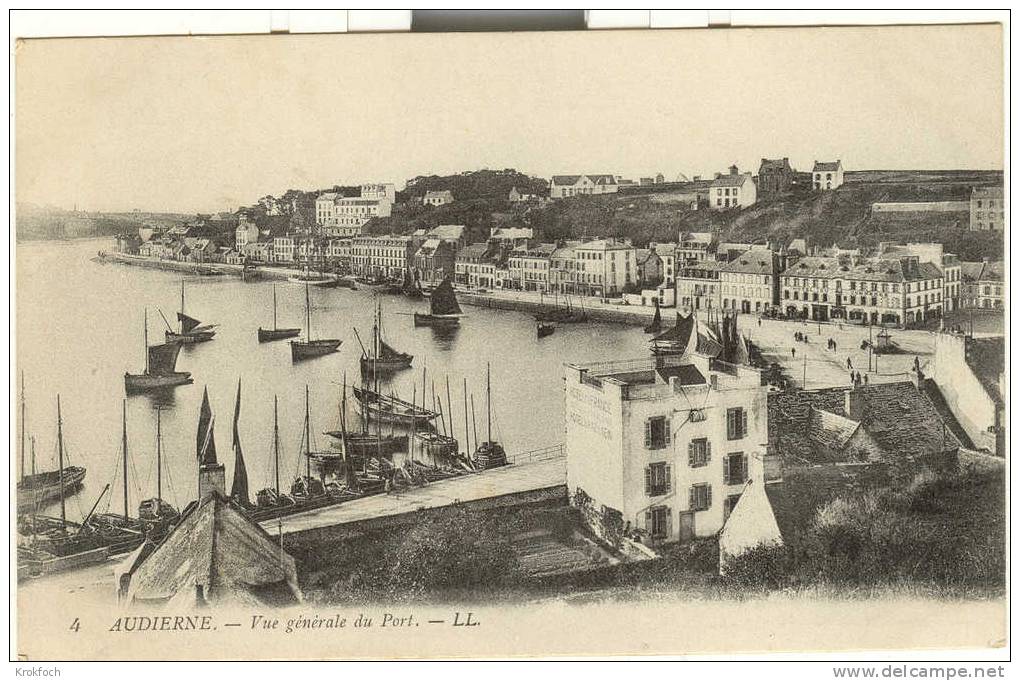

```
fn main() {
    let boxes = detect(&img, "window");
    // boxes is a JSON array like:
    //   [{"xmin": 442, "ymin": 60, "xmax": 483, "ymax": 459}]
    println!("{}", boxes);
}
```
[
  {"xmin": 646, "ymin": 506, "xmax": 671, "ymax": 539},
  {"xmin": 727, "ymin": 407, "xmax": 748, "ymax": 440},
  {"xmin": 689, "ymin": 484, "xmax": 712, "ymax": 512},
  {"xmin": 644, "ymin": 416, "xmax": 671, "ymax": 450},
  {"xmin": 645, "ymin": 462, "xmax": 672, "ymax": 497},
  {"xmin": 724, "ymin": 452, "xmax": 748, "ymax": 485},
  {"xmin": 688, "ymin": 438, "xmax": 711, "ymax": 467},
  {"xmin": 723, "ymin": 493, "xmax": 743, "ymax": 520}
]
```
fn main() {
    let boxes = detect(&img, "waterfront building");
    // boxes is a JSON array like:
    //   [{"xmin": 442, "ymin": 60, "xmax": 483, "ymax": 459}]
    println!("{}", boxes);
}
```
[
  {"xmin": 677, "ymin": 231, "xmax": 714, "ymax": 263},
  {"xmin": 676, "ymin": 259, "xmax": 722, "ymax": 312},
  {"xmin": 350, "ymin": 234, "xmax": 420, "ymax": 278},
  {"xmin": 549, "ymin": 174, "xmax": 619, "ymax": 199},
  {"xmin": 183, "ymin": 237, "xmax": 217, "ymax": 263},
  {"xmin": 651, "ymin": 242, "xmax": 679, "ymax": 287},
  {"xmin": 960, "ymin": 259, "xmax": 1004, "ymax": 310},
  {"xmin": 970, "ymin": 186, "xmax": 1004, "ymax": 231},
  {"xmin": 507, "ymin": 242, "xmax": 556, "ymax": 292},
  {"xmin": 812, "ymin": 160, "xmax": 844, "ymax": 190},
  {"xmin": 570, "ymin": 239, "xmax": 636, "ymax": 297},
  {"xmin": 489, "ymin": 226, "xmax": 534, "ymax": 248},
  {"xmin": 423, "ymin": 190, "xmax": 454, "ymax": 207},
  {"xmin": 234, "ymin": 214, "xmax": 259, "ymax": 251},
  {"xmin": 549, "ymin": 241, "xmax": 581, "ymax": 294},
  {"xmin": 877, "ymin": 242, "xmax": 962, "ymax": 312},
  {"xmin": 455, "ymin": 242, "xmax": 497, "ymax": 288},
  {"xmin": 635, "ymin": 248, "xmax": 663, "ymax": 288},
  {"xmin": 273, "ymin": 234, "xmax": 295, "ymax": 264},
  {"xmin": 719, "ymin": 247, "xmax": 782, "ymax": 314},
  {"xmin": 709, "ymin": 167, "xmax": 756, "ymax": 210},
  {"xmin": 326, "ymin": 238, "xmax": 352, "ymax": 267},
  {"xmin": 757, "ymin": 157, "xmax": 795, "ymax": 196},
  {"xmin": 780, "ymin": 254, "xmax": 944, "ymax": 326},
  {"xmin": 565, "ymin": 353, "xmax": 767, "ymax": 545},
  {"xmin": 413, "ymin": 238, "xmax": 457, "ymax": 284}
]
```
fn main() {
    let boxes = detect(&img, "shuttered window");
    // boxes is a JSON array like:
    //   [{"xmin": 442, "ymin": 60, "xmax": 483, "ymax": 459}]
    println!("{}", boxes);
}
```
[
  {"xmin": 644, "ymin": 462, "xmax": 671, "ymax": 497},
  {"xmin": 727, "ymin": 407, "xmax": 748, "ymax": 440},
  {"xmin": 689, "ymin": 483, "xmax": 712, "ymax": 512},
  {"xmin": 687, "ymin": 438, "xmax": 711, "ymax": 467},
  {"xmin": 724, "ymin": 493, "xmax": 743, "ymax": 520},
  {"xmin": 644, "ymin": 415, "xmax": 671, "ymax": 450},
  {"xmin": 723, "ymin": 452, "xmax": 748, "ymax": 485},
  {"xmin": 645, "ymin": 506, "xmax": 671, "ymax": 539}
]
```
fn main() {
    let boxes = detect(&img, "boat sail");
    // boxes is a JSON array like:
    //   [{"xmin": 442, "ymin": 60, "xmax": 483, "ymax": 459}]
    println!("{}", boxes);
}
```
[
  {"xmin": 125, "ymin": 309, "xmax": 194, "ymax": 393},
  {"xmin": 16, "ymin": 388, "xmax": 86, "ymax": 514},
  {"xmin": 650, "ymin": 311, "xmax": 701, "ymax": 357},
  {"xmin": 165, "ymin": 280, "xmax": 217, "ymax": 343},
  {"xmin": 644, "ymin": 299, "xmax": 663, "ymax": 334},
  {"xmin": 258, "ymin": 284, "xmax": 301, "ymax": 342},
  {"xmin": 413, "ymin": 276, "xmax": 462, "ymax": 327},
  {"xmin": 230, "ymin": 380, "xmax": 252, "ymax": 508},
  {"xmin": 358, "ymin": 298, "xmax": 413, "ymax": 375},
  {"xmin": 290, "ymin": 282, "xmax": 341, "ymax": 361}
]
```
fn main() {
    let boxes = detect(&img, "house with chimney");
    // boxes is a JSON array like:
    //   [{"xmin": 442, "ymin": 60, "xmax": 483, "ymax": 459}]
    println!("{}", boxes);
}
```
[
  {"xmin": 812, "ymin": 160, "xmax": 844, "ymax": 190},
  {"xmin": 757, "ymin": 158, "xmax": 795, "ymax": 196},
  {"xmin": 709, "ymin": 166, "xmax": 757, "ymax": 210},
  {"xmin": 550, "ymin": 174, "xmax": 619, "ymax": 199}
]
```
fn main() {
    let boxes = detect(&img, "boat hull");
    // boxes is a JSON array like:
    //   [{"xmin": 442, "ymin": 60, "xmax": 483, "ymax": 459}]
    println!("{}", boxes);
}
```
[
  {"xmin": 413, "ymin": 313, "xmax": 460, "ymax": 328},
  {"xmin": 166, "ymin": 330, "xmax": 215, "ymax": 344},
  {"xmin": 258, "ymin": 327, "xmax": 301, "ymax": 342},
  {"xmin": 359, "ymin": 355, "xmax": 413, "ymax": 374},
  {"xmin": 17, "ymin": 466, "xmax": 87, "ymax": 513},
  {"xmin": 124, "ymin": 371, "xmax": 193, "ymax": 393},
  {"xmin": 352, "ymin": 386, "xmax": 437, "ymax": 426},
  {"xmin": 290, "ymin": 339, "xmax": 341, "ymax": 361},
  {"xmin": 287, "ymin": 276, "xmax": 340, "ymax": 288},
  {"xmin": 537, "ymin": 324, "xmax": 555, "ymax": 338}
]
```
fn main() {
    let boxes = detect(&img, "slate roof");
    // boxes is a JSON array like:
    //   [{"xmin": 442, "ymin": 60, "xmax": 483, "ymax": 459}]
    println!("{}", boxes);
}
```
[
  {"xmin": 551, "ymin": 174, "xmax": 618, "ymax": 186},
  {"xmin": 457, "ymin": 243, "xmax": 493, "ymax": 261},
  {"xmin": 721, "ymin": 248, "xmax": 777, "ymax": 275},
  {"xmin": 711, "ymin": 173, "xmax": 753, "ymax": 188},
  {"xmin": 961, "ymin": 260, "xmax": 1004, "ymax": 283},
  {"xmin": 680, "ymin": 231, "xmax": 714, "ymax": 244},
  {"xmin": 759, "ymin": 158, "xmax": 792, "ymax": 172},
  {"xmin": 807, "ymin": 406, "xmax": 862, "ymax": 453},
  {"xmin": 317, "ymin": 192, "xmax": 338, "ymax": 202},
  {"xmin": 813, "ymin": 160, "xmax": 842, "ymax": 172},
  {"xmin": 767, "ymin": 383, "xmax": 961, "ymax": 465},
  {"xmin": 656, "ymin": 363, "xmax": 707, "ymax": 386},
  {"xmin": 653, "ymin": 242, "xmax": 678, "ymax": 257},
  {"xmin": 429, "ymin": 224, "xmax": 466, "ymax": 241}
]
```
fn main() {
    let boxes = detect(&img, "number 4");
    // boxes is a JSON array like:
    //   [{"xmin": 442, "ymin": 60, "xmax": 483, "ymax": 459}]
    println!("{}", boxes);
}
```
[{"xmin": 69, "ymin": 618, "xmax": 80, "ymax": 632}]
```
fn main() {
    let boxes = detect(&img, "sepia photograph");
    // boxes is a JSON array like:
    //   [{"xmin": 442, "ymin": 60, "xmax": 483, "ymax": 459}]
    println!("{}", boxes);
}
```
[{"xmin": 10, "ymin": 11, "xmax": 1008, "ymax": 665}]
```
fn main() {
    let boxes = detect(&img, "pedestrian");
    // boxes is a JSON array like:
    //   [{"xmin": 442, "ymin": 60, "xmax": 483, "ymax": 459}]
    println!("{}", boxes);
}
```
[
  {"xmin": 758, "ymin": 318, "xmax": 762, "ymax": 327},
  {"xmin": 847, "ymin": 357, "xmax": 853, "ymax": 370},
  {"xmin": 864, "ymin": 373, "xmax": 869, "ymax": 385},
  {"xmin": 791, "ymin": 347, "xmax": 796, "ymax": 358},
  {"xmin": 833, "ymin": 339, "xmax": 837, "ymax": 352}
]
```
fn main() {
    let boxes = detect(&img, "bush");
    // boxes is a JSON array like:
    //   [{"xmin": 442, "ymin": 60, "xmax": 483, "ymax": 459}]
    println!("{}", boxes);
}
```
[{"xmin": 722, "ymin": 543, "xmax": 792, "ymax": 590}]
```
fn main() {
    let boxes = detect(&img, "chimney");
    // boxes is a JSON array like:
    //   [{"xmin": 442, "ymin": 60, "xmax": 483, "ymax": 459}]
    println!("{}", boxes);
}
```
[
  {"xmin": 714, "ymin": 172, "xmax": 722, "ymax": 180},
  {"xmin": 843, "ymin": 388, "xmax": 864, "ymax": 421},
  {"xmin": 729, "ymin": 164, "xmax": 739, "ymax": 176}
]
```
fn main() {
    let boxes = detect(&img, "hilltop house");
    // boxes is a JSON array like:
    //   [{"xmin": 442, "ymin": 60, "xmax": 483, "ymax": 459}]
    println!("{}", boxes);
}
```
[
  {"xmin": 812, "ymin": 160, "xmax": 844, "ymax": 190},
  {"xmin": 757, "ymin": 158, "xmax": 795, "ymax": 196},
  {"xmin": 709, "ymin": 167, "xmax": 757, "ymax": 210},
  {"xmin": 550, "ymin": 174, "xmax": 619, "ymax": 199},
  {"xmin": 970, "ymin": 186, "xmax": 1004, "ymax": 231},
  {"xmin": 423, "ymin": 190, "xmax": 454, "ymax": 207}
]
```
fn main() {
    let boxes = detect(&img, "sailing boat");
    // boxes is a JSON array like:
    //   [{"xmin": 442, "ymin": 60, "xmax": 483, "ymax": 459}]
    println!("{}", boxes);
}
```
[
  {"xmin": 16, "ymin": 389, "xmax": 86, "ymax": 514},
  {"xmin": 413, "ymin": 276, "xmax": 462, "ymax": 327},
  {"xmin": 165, "ymin": 280, "xmax": 217, "ymax": 343},
  {"xmin": 229, "ymin": 380, "xmax": 252, "ymax": 508},
  {"xmin": 254, "ymin": 396, "xmax": 296, "ymax": 511},
  {"xmin": 402, "ymin": 269, "xmax": 424, "ymax": 299},
  {"xmin": 287, "ymin": 239, "xmax": 341, "ymax": 287},
  {"xmin": 650, "ymin": 311, "xmax": 700, "ymax": 357},
  {"xmin": 358, "ymin": 298, "xmax": 413, "ymax": 376},
  {"xmin": 136, "ymin": 407, "xmax": 180, "ymax": 537},
  {"xmin": 472, "ymin": 363, "xmax": 507, "ymax": 469},
  {"xmin": 258, "ymin": 284, "xmax": 301, "ymax": 342},
  {"xmin": 290, "ymin": 282, "xmax": 341, "ymax": 361},
  {"xmin": 291, "ymin": 386, "xmax": 327, "ymax": 501},
  {"xmin": 125, "ymin": 309, "xmax": 194, "ymax": 393},
  {"xmin": 644, "ymin": 299, "xmax": 663, "ymax": 334},
  {"xmin": 322, "ymin": 373, "xmax": 407, "ymax": 461}
]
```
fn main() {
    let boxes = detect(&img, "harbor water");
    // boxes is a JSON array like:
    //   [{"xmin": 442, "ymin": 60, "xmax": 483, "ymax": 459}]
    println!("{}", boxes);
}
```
[{"xmin": 16, "ymin": 238, "xmax": 645, "ymax": 519}]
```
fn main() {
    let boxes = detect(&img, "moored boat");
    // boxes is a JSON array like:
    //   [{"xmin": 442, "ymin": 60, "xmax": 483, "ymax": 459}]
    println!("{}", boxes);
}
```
[
  {"xmin": 537, "ymin": 321, "xmax": 555, "ymax": 338},
  {"xmin": 413, "ymin": 276, "xmax": 463, "ymax": 327},
  {"xmin": 289, "ymin": 282, "xmax": 341, "ymax": 361},
  {"xmin": 644, "ymin": 299, "xmax": 663, "ymax": 334},
  {"xmin": 352, "ymin": 385, "xmax": 439, "ymax": 426},
  {"xmin": 357, "ymin": 298, "xmax": 413, "ymax": 375},
  {"xmin": 257, "ymin": 284, "xmax": 301, "ymax": 342},
  {"xmin": 165, "ymin": 280, "xmax": 217, "ymax": 344},
  {"xmin": 125, "ymin": 309, "xmax": 194, "ymax": 393}
]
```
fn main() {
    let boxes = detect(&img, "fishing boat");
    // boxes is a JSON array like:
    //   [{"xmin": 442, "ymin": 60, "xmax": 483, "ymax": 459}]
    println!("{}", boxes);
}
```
[
  {"xmin": 125, "ymin": 309, "xmax": 194, "ymax": 393},
  {"xmin": 290, "ymin": 282, "xmax": 341, "ymax": 361},
  {"xmin": 413, "ymin": 277, "xmax": 462, "ymax": 327},
  {"xmin": 16, "ymin": 388, "xmax": 86, "ymax": 515},
  {"xmin": 253, "ymin": 396, "xmax": 298, "ymax": 513},
  {"xmin": 402, "ymin": 269, "xmax": 425, "ymax": 299},
  {"xmin": 537, "ymin": 321, "xmax": 555, "ymax": 338},
  {"xmin": 650, "ymin": 312, "xmax": 699, "ymax": 357},
  {"xmin": 228, "ymin": 379, "xmax": 253, "ymax": 510},
  {"xmin": 257, "ymin": 284, "xmax": 301, "ymax": 342},
  {"xmin": 288, "ymin": 269, "xmax": 341, "ymax": 288},
  {"xmin": 354, "ymin": 275, "xmax": 391, "ymax": 291},
  {"xmin": 472, "ymin": 363, "xmax": 508, "ymax": 470},
  {"xmin": 356, "ymin": 298, "xmax": 413, "ymax": 375},
  {"xmin": 165, "ymin": 280, "xmax": 217, "ymax": 343},
  {"xmin": 353, "ymin": 386, "xmax": 438, "ymax": 426},
  {"xmin": 644, "ymin": 299, "xmax": 663, "ymax": 334},
  {"xmin": 535, "ymin": 292, "xmax": 588, "ymax": 324},
  {"xmin": 240, "ymin": 261, "xmax": 261, "ymax": 282}
]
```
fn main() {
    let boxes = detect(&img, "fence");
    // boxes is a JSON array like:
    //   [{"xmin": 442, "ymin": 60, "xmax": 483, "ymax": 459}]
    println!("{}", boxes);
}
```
[{"xmin": 507, "ymin": 443, "xmax": 565, "ymax": 465}]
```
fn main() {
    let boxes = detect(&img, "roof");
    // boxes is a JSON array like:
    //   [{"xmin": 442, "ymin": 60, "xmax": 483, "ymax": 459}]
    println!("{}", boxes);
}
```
[
  {"xmin": 125, "ymin": 493, "xmax": 301, "ymax": 608},
  {"xmin": 813, "ymin": 160, "xmax": 842, "ymax": 172},
  {"xmin": 576, "ymin": 239, "xmax": 631, "ymax": 251},
  {"xmin": 678, "ymin": 259, "xmax": 722, "ymax": 274},
  {"xmin": 711, "ymin": 173, "xmax": 753, "ymax": 188},
  {"xmin": 635, "ymin": 248, "xmax": 654, "ymax": 264},
  {"xmin": 807, "ymin": 406, "xmax": 863, "ymax": 453},
  {"xmin": 972, "ymin": 185, "xmax": 1003, "ymax": 198},
  {"xmin": 721, "ymin": 248, "xmax": 777, "ymax": 275},
  {"xmin": 652, "ymin": 242, "xmax": 678, "ymax": 257},
  {"xmin": 490, "ymin": 227, "xmax": 533, "ymax": 240},
  {"xmin": 961, "ymin": 260, "xmax": 1004, "ymax": 283},
  {"xmin": 429, "ymin": 224, "xmax": 466, "ymax": 240},
  {"xmin": 767, "ymin": 383, "xmax": 961, "ymax": 465},
  {"xmin": 551, "ymin": 174, "xmax": 617, "ymax": 186},
  {"xmin": 317, "ymin": 192, "xmax": 338, "ymax": 201},
  {"xmin": 965, "ymin": 337, "xmax": 1005, "ymax": 405},
  {"xmin": 680, "ymin": 231, "xmax": 714, "ymax": 244},
  {"xmin": 759, "ymin": 158, "xmax": 792, "ymax": 172},
  {"xmin": 656, "ymin": 363, "xmax": 706, "ymax": 386},
  {"xmin": 425, "ymin": 190, "xmax": 454, "ymax": 200},
  {"xmin": 457, "ymin": 243, "xmax": 493, "ymax": 260}
]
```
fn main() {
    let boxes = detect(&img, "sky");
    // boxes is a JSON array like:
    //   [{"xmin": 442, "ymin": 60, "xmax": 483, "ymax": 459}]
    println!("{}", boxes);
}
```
[{"xmin": 15, "ymin": 23, "xmax": 1004, "ymax": 214}]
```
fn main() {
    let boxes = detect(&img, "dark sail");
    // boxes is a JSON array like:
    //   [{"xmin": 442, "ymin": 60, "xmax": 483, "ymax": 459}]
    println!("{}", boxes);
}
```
[
  {"xmin": 178, "ymin": 312, "xmax": 202, "ymax": 334},
  {"xmin": 230, "ymin": 380, "xmax": 251, "ymax": 507},
  {"xmin": 147, "ymin": 342, "xmax": 182, "ymax": 376},
  {"xmin": 653, "ymin": 313, "xmax": 695, "ymax": 343},
  {"xmin": 378, "ymin": 339, "xmax": 404, "ymax": 359},
  {"xmin": 197, "ymin": 387, "xmax": 217, "ymax": 465},
  {"xmin": 430, "ymin": 278, "xmax": 462, "ymax": 316}
]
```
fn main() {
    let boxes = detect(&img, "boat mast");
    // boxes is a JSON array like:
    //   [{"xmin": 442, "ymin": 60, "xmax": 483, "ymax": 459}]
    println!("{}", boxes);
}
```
[
  {"xmin": 373, "ymin": 298, "xmax": 379, "ymax": 361},
  {"xmin": 445, "ymin": 376, "xmax": 453, "ymax": 441},
  {"xmin": 486, "ymin": 362, "xmax": 492, "ymax": 445},
  {"xmin": 463, "ymin": 378, "xmax": 469, "ymax": 456},
  {"xmin": 470, "ymin": 394, "xmax": 479, "ymax": 454},
  {"xmin": 180, "ymin": 280, "xmax": 185, "ymax": 333},
  {"xmin": 305, "ymin": 282, "xmax": 312, "ymax": 341},
  {"xmin": 31, "ymin": 435, "xmax": 36, "ymax": 477},
  {"xmin": 273, "ymin": 395, "xmax": 280, "ymax": 496},
  {"xmin": 273, "ymin": 284, "xmax": 278, "ymax": 331},
  {"xmin": 19, "ymin": 372, "xmax": 24, "ymax": 484},
  {"xmin": 304, "ymin": 385, "xmax": 311, "ymax": 482},
  {"xmin": 56, "ymin": 394, "xmax": 66, "ymax": 531},
  {"xmin": 122, "ymin": 399, "xmax": 129, "ymax": 519},
  {"xmin": 155, "ymin": 407, "xmax": 163, "ymax": 502}
]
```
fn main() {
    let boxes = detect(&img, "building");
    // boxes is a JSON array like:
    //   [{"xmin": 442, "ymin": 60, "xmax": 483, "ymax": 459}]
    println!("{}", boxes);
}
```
[
  {"xmin": 565, "ymin": 354, "xmax": 767, "ymax": 546},
  {"xmin": 570, "ymin": 239, "xmax": 636, "ymax": 297},
  {"xmin": 970, "ymin": 186, "xmax": 1004, "ymax": 231},
  {"xmin": 651, "ymin": 242, "xmax": 679, "ymax": 287},
  {"xmin": 812, "ymin": 160, "xmax": 844, "ymax": 190},
  {"xmin": 780, "ymin": 255, "xmax": 944, "ymax": 326},
  {"xmin": 316, "ymin": 186, "xmax": 394, "ymax": 237},
  {"xmin": 635, "ymin": 249, "xmax": 663, "ymax": 288},
  {"xmin": 508, "ymin": 186, "xmax": 538, "ymax": 203},
  {"xmin": 273, "ymin": 234, "xmax": 296, "ymax": 263},
  {"xmin": 489, "ymin": 226, "xmax": 534, "ymax": 248},
  {"xmin": 183, "ymin": 237, "xmax": 217, "ymax": 263},
  {"xmin": 549, "ymin": 174, "xmax": 619, "ymax": 199},
  {"xmin": 455, "ymin": 243, "xmax": 497, "ymax": 288},
  {"xmin": 676, "ymin": 259, "xmax": 722, "ymax": 313},
  {"xmin": 507, "ymin": 242, "xmax": 556, "ymax": 292},
  {"xmin": 877, "ymin": 242, "xmax": 962, "ymax": 312},
  {"xmin": 326, "ymin": 238, "xmax": 352, "ymax": 267},
  {"xmin": 423, "ymin": 190, "xmax": 454, "ymax": 207},
  {"xmin": 234, "ymin": 214, "xmax": 259, "ymax": 252},
  {"xmin": 709, "ymin": 167, "xmax": 756, "ymax": 210},
  {"xmin": 960, "ymin": 260, "xmax": 1004, "ymax": 310},
  {"xmin": 413, "ymin": 238, "xmax": 457, "ymax": 284},
  {"xmin": 350, "ymin": 235, "xmax": 420, "ymax": 278},
  {"xmin": 931, "ymin": 331, "xmax": 1004, "ymax": 455},
  {"xmin": 427, "ymin": 224, "xmax": 468, "ymax": 252},
  {"xmin": 719, "ymin": 248, "xmax": 782, "ymax": 314},
  {"xmin": 677, "ymin": 231, "xmax": 714, "ymax": 263},
  {"xmin": 757, "ymin": 158, "xmax": 795, "ymax": 196},
  {"xmin": 361, "ymin": 183, "xmax": 396, "ymax": 202}
]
